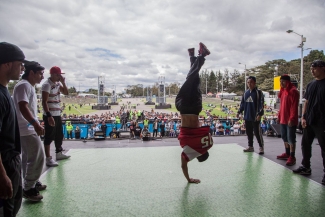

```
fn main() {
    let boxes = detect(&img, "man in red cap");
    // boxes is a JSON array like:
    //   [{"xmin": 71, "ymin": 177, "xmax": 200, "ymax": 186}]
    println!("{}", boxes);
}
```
[
  {"xmin": 42, "ymin": 66, "xmax": 70, "ymax": 167},
  {"xmin": 176, "ymin": 42, "xmax": 213, "ymax": 184},
  {"xmin": 276, "ymin": 74, "xmax": 299, "ymax": 166},
  {"xmin": 0, "ymin": 42, "xmax": 25, "ymax": 216}
]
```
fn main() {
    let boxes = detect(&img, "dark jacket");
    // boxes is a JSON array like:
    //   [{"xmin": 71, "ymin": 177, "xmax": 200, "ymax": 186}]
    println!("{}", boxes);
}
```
[{"xmin": 238, "ymin": 88, "xmax": 264, "ymax": 121}]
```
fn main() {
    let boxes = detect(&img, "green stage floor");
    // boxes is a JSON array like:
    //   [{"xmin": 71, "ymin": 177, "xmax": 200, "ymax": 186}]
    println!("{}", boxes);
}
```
[{"xmin": 18, "ymin": 144, "xmax": 325, "ymax": 217}]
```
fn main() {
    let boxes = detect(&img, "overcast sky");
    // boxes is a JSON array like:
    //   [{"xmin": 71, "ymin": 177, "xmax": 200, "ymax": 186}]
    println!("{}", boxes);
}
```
[{"xmin": 1, "ymin": 0, "xmax": 325, "ymax": 93}]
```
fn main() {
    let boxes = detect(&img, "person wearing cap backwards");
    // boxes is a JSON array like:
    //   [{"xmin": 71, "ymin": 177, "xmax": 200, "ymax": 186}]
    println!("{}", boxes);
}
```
[
  {"xmin": 293, "ymin": 60, "xmax": 325, "ymax": 185},
  {"xmin": 42, "ymin": 66, "xmax": 70, "ymax": 167},
  {"xmin": 13, "ymin": 61, "xmax": 47, "ymax": 202},
  {"xmin": 0, "ymin": 42, "xmax": 25, "ymax": 216},
  {"xmin": 176, "ymin": 42, "xmax": 213, "ymax": 184},
  {"xmin": 237, "ymin": 76, "xmax": 265, "ymax": 154},
  {"xmin": 276, "ymin": 75, "xmax": 299, "ymax": 166}
]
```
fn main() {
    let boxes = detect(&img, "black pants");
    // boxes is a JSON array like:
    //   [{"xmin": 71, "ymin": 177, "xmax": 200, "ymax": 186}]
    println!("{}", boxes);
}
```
[
  {"xmin": 43, "ymin": 115, "xmax": 64, "ymax": 153},
  {"xmin": 245, "ymin": 120, "xmax": 264, "ymax": 147},
  {"xmin": 175, "ymin": 56, "xmax": 205, "ymax": 115},
  {"xmin": 301, "ymin": 123, "xmax": 325, "ymax": 171},
  {"xmin": 153, "ymin": 129, "xmax": 158, "ymax": 137},
  {"xmin": 2, "ymin": 155, "xmax": 22, "ymax": 217}
]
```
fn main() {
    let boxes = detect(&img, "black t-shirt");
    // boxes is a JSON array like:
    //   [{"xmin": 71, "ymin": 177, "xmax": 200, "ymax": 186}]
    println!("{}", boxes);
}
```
[
  {"xmin": 159, "ymin": 123, "xmax": 165, "ymax": 131},
  {"xmin": 134, "ymin": 126, "xmax": 142, "ymax": 136},
  {"xmin": 0, "ymin": 85, "xmax": 21, "ymax": 162},
  {"xmin": 129, "ymin": 124, "xmax": 135, "ymax": 132},
  {"xmin": 304, "ymin": 78, "xmax": 325, "ymax": 125},
  {"xmin": 101, "ymin": 124, "xmax": 107, "ymax": 132}
]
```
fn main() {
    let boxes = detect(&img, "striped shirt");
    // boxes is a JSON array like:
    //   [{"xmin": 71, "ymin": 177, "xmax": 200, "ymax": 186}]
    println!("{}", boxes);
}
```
[{"xmin": 42, "ymin": 78, "xmax": 61, "ymax": 116}]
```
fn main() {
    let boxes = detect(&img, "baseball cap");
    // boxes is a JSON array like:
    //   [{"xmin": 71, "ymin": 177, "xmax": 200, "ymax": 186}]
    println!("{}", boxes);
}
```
[
  {"xmin": 311, "ymin": 60, "xmax": 325, "ymax": 67},
  {"xmin": 0, "ymin": 42, "xmax": 25, "ymax": 64},
  {"xmin": 50, "ymin": 66, "xmax": 65, "ymax": 74},
  {"xmin": 24, "ymin": 60, "xmax": 45, "ymax": 72}
]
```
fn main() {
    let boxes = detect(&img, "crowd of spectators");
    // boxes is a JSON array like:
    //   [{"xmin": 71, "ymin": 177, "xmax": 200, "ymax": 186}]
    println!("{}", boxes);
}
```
[{"xmin": 58, "ymin": 105, "xmax": 279, "ymax": 140}]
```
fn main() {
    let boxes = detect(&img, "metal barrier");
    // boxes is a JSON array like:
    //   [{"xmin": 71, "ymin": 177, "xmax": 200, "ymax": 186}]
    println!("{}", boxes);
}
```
[{"xmin": 58, "ymin": 118, "xmax": 243, "ymax": 139}]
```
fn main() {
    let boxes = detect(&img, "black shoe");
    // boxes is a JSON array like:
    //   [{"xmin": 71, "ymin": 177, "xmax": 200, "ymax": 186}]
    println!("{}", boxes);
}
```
[
  {"xmin": 322, "ymin": 174, "xmax": 325, "ymax": 185},
  {"xmin": 188, "ymin": 48, "xmax": 195, "ymax": 57},
  {"xmin": 198, "ymin": 42, "xmax": 210, "ymax": 57},
  {"xmin": 35, "ymin": 181, "xmax": 47, "ymax": 191},
  {"xmin": 23, "ymin": 188, "xmax": 43, "ymax": 202},
  {"xmin": 292, "ymin": 166, "xmax": 312, "ymax": 175}
]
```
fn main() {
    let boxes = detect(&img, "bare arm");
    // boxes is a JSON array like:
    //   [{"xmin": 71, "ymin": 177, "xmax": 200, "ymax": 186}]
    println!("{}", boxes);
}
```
[
  {"xmin": 42, "ymin": 91, "xmax": 55, "ymax": 127},
  {"xmin": 0, "ymin": 155, "xmax": 13, "ymax": 199},
  {"xmin": 42, "ymin": 91, "xmax": 50, "ymax": 114},
  {"xmin": 18, "ymin": 101, "xmax": 44, "ymax": 136},
  {"xmin": 181, "ymin": 157, "xmax": 200, "ymax": 184},
  {"xmin": 301, "ymin": 100, "xmax": 308, "ymax": 128}
]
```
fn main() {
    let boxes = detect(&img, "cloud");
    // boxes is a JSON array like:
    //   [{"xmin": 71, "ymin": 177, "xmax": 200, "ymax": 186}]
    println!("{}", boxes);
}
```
[{"xmin": 1, "ymin": 0, "xmax": 324, "ymax": 92}]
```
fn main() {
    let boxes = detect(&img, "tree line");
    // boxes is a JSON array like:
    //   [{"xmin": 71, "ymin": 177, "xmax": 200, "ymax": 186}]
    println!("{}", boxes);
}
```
[{"xmin": 199, "ymin": 50, "xmax": 325, "ymax": 96}]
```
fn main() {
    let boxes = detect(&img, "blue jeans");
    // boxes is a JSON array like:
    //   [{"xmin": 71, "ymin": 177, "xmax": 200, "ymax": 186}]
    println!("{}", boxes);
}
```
[{"xmin": 280, "ymin": 124, "xmax": 296, "ymax": 145}]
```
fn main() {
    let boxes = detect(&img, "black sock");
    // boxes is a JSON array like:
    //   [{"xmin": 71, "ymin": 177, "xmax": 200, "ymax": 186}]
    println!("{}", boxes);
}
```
[
  {"xmin": 290, "ymin": 152, "xmax": 295, "ymax": 157},
  {"xmin": 285, "ymin": 148, "xmax": 290, "ymax": 155}
]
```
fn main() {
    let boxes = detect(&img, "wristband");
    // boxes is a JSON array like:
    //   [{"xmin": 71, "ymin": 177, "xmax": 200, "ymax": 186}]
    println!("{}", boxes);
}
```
[
  {"xmin": 29, "ymin": 119, "xmax": 36, "ymax": 125},
  {"xmin": 46, "ymin": 112, "xmax": 52, "ymax": 117},
  {"xmin": 302, "ymin": 113, "xmax": 306, "ymax": 119}
]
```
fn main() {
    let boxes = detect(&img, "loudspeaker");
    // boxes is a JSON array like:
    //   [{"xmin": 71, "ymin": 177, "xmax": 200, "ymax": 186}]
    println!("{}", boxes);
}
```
[
  {"xmin": 269, "ymin": 124, "xmax": 281, "ymax": 138},
  {"xmin": 94, "ymin": 131, "xmax": 105, "ymax": 141}
]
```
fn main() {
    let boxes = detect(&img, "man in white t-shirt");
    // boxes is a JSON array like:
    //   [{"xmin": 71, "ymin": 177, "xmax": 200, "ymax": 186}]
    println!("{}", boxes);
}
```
[
  {"xmin": 13, "ymin": 61, "xmax": 46, "ymax": 202},
  {"xmin": 42, "ymin": 66, "xmax": 70, "ymax": 167}
]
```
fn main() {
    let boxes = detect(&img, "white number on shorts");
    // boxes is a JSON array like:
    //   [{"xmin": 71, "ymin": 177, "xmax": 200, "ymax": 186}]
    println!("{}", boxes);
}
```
[{"xmin": 201, "ymin": 135, "xmax": 212, "ymax": 148}]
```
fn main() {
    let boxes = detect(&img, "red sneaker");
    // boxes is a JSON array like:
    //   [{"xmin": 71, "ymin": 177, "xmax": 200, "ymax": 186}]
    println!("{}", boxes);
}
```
[
  {"xmin": 198, "ymin": 42, "xmax": 210, "ymax": 56},
  {"xmin": 286, "ymin": 156, "xmax": 296, "ymax": 166},
  {"xmin": 276, "ymin": 153, "xmax": 289, "ymax": 160}
]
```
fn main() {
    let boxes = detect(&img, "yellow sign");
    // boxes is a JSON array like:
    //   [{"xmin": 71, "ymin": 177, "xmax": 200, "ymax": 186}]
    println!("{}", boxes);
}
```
[{"xmin": 274, "ymin": 76, "xmax": 281, "ymax": 91}]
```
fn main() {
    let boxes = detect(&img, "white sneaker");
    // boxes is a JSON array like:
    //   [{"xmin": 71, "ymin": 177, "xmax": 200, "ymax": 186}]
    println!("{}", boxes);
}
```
[
  {"xmin": 46, "ymin": 157, "xmax": 59, "ymax": 167},
  {"xmin": 56, "ymin": 152, "xmax": 71, "ymax": 160}
]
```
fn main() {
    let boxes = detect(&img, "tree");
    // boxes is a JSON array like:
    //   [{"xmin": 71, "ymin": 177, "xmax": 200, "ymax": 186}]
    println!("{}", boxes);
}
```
[
  {"xmin": 199, "ymin": 69, "xmax": 209, "ymax": 94},
  {"xmin": 208, "ymin": 70, "xmax": 216, "ymax": 93},
  {"xmin": 223, "ymin": 68, "xmax": 230, "ymax": 92},
  {"xmin": 228, "ymin": 69, "xmax": 241, "ymax": 93},
  {"xmin": 216, "ymin": 70, "xmax": 222, "ymax": 93},
  {"xmin": 68, "ymin": 86, "xmax": 77, "ymax": 94},
  {"xmin": 86, "ymin": 88, "xmax": 98, "ymax": 95},
  {"xmin": 125, "ymin": 84, "xmax": 144, "ymax": 97}
]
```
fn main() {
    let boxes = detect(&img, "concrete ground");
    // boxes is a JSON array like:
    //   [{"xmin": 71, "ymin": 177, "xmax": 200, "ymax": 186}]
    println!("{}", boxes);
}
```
[
  {"xmin": 48, "ymin": 133, "xmax": 324, "ymax": 185},
  {"xmin": 17, "ymin": 133, "xmax": 325, "ymax": 217}
]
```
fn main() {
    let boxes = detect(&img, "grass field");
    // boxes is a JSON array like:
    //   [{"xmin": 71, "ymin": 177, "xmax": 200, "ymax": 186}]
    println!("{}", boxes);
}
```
[
  {"xmin": 37, "ymin": 97, "xmax": 273, "ymax": 119},
  {"xmin": 164, "ymin": 97, "xmax": 241, "ymax": 117}
]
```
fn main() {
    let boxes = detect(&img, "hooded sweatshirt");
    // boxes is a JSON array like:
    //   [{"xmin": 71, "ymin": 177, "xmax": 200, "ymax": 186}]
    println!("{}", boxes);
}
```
[{"xmin": 278, "ymin": 81, "xmax": 299, "ymax": 126}]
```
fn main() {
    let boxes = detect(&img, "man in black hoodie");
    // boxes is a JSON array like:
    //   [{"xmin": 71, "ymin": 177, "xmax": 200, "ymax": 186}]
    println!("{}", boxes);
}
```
[
  {"xmin": 0, "ymin": 42, "xmax": 25, "ymax": 216},
  {"xmin": 237, "ymin": 76, "xmax": 265, "ymax": 154}
]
